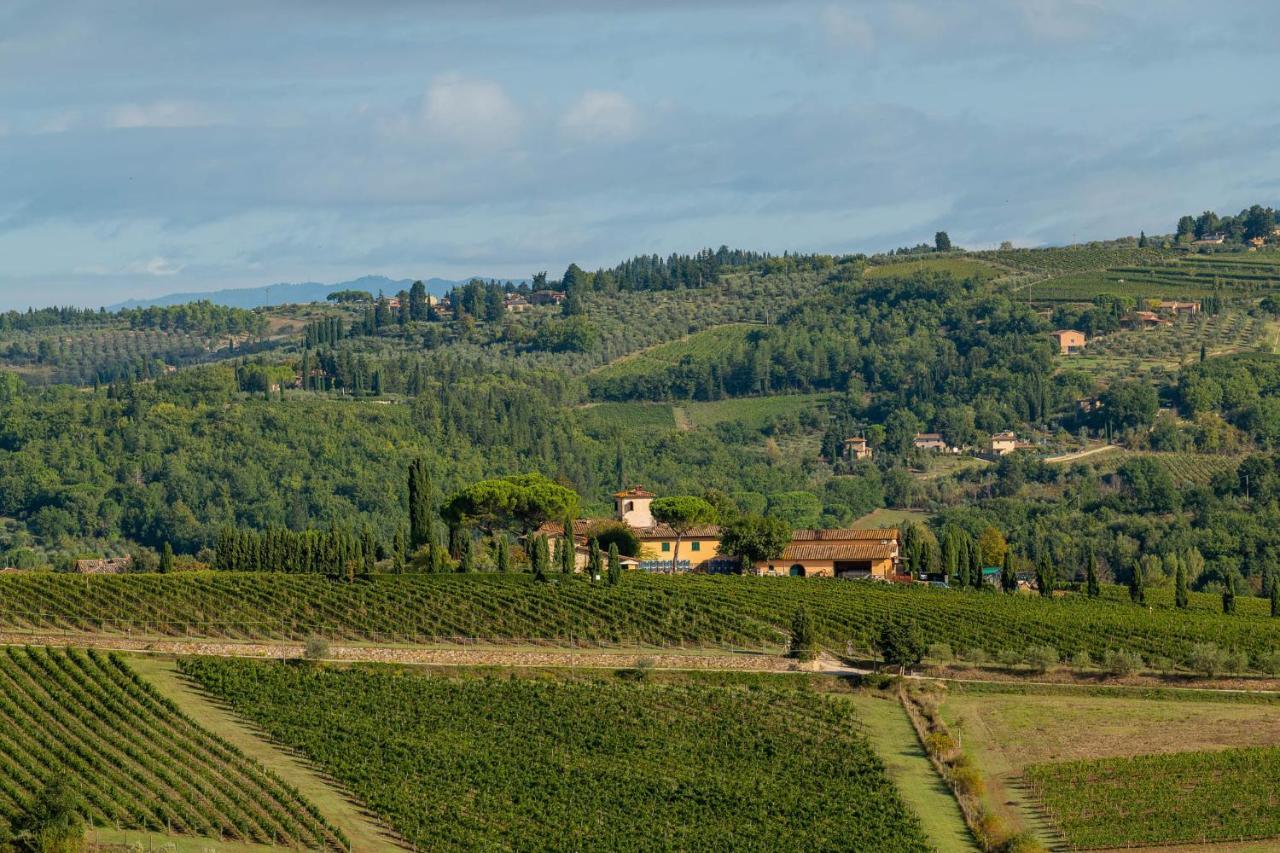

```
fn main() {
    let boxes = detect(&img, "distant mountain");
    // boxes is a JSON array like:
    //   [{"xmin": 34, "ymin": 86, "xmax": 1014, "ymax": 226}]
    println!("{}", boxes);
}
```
[{"xmin": 106, "ymin": 275, "xmax": 512, "ymax": 311}]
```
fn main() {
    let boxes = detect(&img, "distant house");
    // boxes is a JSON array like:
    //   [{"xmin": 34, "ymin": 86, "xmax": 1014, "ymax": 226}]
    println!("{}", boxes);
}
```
[
  {"xmin": 504, "ymin": 294, "xmax": 531, "ymax": 313},
  {"xmin": 1272, "ymin": 226, "xmax": 1280, "ymax": 238},
  {"xmin": 386, "ymin": 296, "xmax": 402, "ymax": 310},
  {"xmin": 989, "ymin": 431, "xmax": 1019, "ymax": 456},
  {"xmin": 1157, "ymin": 300, "xmax": 1200, "ymax": 317},
  {"xmin": 912, "ymin": 433, "xmax": 955, "ymax": 453},
  {"xmin": 1249, "ymin": 236, "xmax": 1267, "ymax": 249},
  {"xmin": 528, "ymin": 290, "xmax": 566, "ymax": 306},
  {"xmin": 1130, "ymin": 310, "xmax": 1167, "ymax": 329},
  {"xmin": 843, "ymin": 436, "xmax": 872, "ymax": 461},
  {"xmin": 1051, "ymin": 329, "xmax": 1086, "ymax": 355},
  {"xmin": 74, "ymin": 557, "xmax": 132, "ymax": 575},
  {"xmin": 1077, "ymin": 396, "xmax": 1102, "ymax": 414},
  {"xmin": 1192, "ymin": 234, "xmax": 1226, "ymax": 246},
  {"xmin": 752, "ymin": 528, "xmax": 901, "ymax": 579}
]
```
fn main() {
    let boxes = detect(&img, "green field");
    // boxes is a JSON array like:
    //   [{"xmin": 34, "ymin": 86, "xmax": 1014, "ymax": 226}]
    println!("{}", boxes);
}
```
[
  {"xmin": 0, "ymin": 647, "xmax": 343, "ymax": 849},
  {"xmin": 1085, "ymin": 449, "xmax": 1242, "ymax": 487},
  {"xmin": 679, "ymin": 392, "xmax": 833, "ymax": 429},
  {"xmin": 181, "ymin": 658, "xmax": 931, "ymax": 852},
  {"xmin": 1025, "ymin": 746, "xmax": 1280, "ymax": 847},
  {"xmin": 5, "ymin": 572, "xmax": 1280, "ymax": 664},
  {"xmin": 576, "ymin": 401, "xmax": 677, "ymax": 433},
  {"xmin": 863, "ymin": 257, "xmax": 1000, "ymax": 281},
  {"xmin": 587, "ymin": 323, "xmax": 757, "ymax": 383},
  {"xmin": 982, "ymin": 244, "xmax": 1173, "ymax": 276}
]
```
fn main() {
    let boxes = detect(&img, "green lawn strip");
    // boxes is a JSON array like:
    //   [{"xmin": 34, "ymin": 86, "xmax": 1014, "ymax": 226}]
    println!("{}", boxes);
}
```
[
  {"xmin": 127, "ymin": 655, "xmax": 397, "ymax": 852},
  {"xmin": 843, "ymin": 692, "xmax": 977, "ymax": 853}
]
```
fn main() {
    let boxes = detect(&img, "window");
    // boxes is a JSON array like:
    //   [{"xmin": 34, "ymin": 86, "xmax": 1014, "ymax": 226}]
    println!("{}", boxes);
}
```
[
  {"xmin": 691, "ymin": 541, "xmax": 701, "ymax": 552},
  {"xmin": 661, "ymin": 542, "xmax": 670, "ymax": 552}
]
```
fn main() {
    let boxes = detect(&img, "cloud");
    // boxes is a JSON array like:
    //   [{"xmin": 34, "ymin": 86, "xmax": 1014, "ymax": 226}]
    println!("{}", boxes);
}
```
[
  {"xmin": 560, "ymin": 91, "xmax": 640, "ymax": 143},
  {"xmin": 821, "ymin": 5, "xmax": 875, "ymax": 50},
  {"xmin": 124, "ymin": 256, "xmax": 184, "ymax": 276},
  {"xmin": 421, "ymin": 73, "xmax": 521, "ymax": 148},
  {"xmin": 110, "ymin": 100, "xmax": 219, "ymax": 129}
]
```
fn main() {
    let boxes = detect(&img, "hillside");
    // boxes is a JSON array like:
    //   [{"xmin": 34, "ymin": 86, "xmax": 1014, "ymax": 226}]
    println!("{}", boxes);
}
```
[{"xmin": 107, "ymin": 275, "xmax": 457, "ymax": 310}]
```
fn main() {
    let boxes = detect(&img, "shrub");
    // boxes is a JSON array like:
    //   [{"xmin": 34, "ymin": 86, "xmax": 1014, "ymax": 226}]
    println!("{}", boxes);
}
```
[
  {"xmin": 1224, "ymin": 648, "xmax": 1250, "ymax": 674},
  {"xmin": 1256, "ymin": 650, "xmax": 1280, "ymax": 676},
  {"xmin": 1023, "ymin": 645, "xmax": 1059, "ymax": 673},
  {"xmin": 1187, "ymin": 642, "xmax": 1226, "ymax": 677},
  {"xmin": 789, "ymin": 607, "xmax": 817, "ymax": 662},
  {"xmin": 1103, "ymin": 649, "xmax": 1144, "ymax": 677},
  {"xmin": 996, "ymin": 648, "xmax": 1023, "ymax": 667},
  {"xmin": 1149, "ymin": 655, "xmax": 1175, "ymax": 674},
  {"xmin": 961, "ymin": 647, "xmax": 989, "ymax": 665},
  {"xmin": 927, "ymin": 642, "xmax": 954, "ymax": 663},
  {"xmin": 1069, "ymin": 649, "xmax": 1092, "ymax": 669},
  {"xmin": 950, "ymin": 763, "xmax": 984, "ymax": 797},
  {"xmin": 303, "ymin": 636, "xmax": 331, "ymax": 661},
  {"xmin": 923, "ymin": 732, "xmax": 956, "ymax": 757}
]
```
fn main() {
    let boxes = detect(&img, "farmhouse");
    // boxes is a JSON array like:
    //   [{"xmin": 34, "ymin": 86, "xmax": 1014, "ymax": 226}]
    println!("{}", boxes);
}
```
[
  {"xmin": 989, "ymin": 431, "xmax": 1019, "ymax": 456},
  {"xmin": 544, "ymin": 486, "xmax": 901, "ymax": 577},
  {"xmin": 1051, "ymin": 329, "xmax": 1086, "ymax": 355},
  {"xmin": 504, "ymin": 294, "xmax": 531, "ymax": 313},
  {"xmin": 1192, "ymin": 234, "xmax": 1225, "ymax": 246},
  {"xmin": 912, "ymin": 433, "xmax": 956, "ymax": 453},
  {"xmin": 843, "ymin": 436, "xmax": 872, "ymax": 460},
  {"xmin": 751, "ymin": 528, "xmax": 900, "ymax": 579},
  {"xmin": 74, "ymin": 556, "xmax": 132, "ymax": 575},
  {"xmin": 528, "ymin": 290, "xmax": 566, "ymax": 306},
  {"xmin": 1157, "ymin": 300, "xmax": 1200, "ymax": 316}
]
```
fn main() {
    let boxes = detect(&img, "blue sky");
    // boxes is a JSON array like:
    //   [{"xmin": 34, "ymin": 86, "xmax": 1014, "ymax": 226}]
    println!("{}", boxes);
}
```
[{"xmin": 2, "ymin": 1, "xmax": 1279, "ymax": 310}]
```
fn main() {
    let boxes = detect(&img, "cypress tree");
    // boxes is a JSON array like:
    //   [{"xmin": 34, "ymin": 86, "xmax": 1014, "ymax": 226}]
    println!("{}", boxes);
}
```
[
  {"xmin": 408, "ymin": 460, "xmax": 434, "ymax": 551},
  {"xmin": 953, "ymin": 536, "xmax": 969, "ymax": 588},
  {"xmin": 1001, "ymin": 550, "xmax": 1017, "ymax": 593},
  {"xmin": 457, "ymin": 532, "xmax": 473, "ymax": 573},
  {"xmin": 160, "ymin": 542, "xmax": 173, "ymax": 574},
  {"xmin": 1086, "ymin": 548, "xmax": 1100, "ymax": 598},
  {"xmin": 587, "ymin": 538, "xmax": 603, "ymax": 582},
  {"xmin": 1271, "ymin": 580, "xmax": 1279, "ymax": 618},
  {"xmin": 560, "ymin": 516, "xmax": 575, "ymax": 574},
  {"xmin": 607, "ymin": 543, "xmax": 621, "ymax": 586},
  {"xmin": 969, "ymin": 539, "xmax": 983, "ymax": 590},
  {"xmin": 531, "ymin": 534, "xmax": 549, "ymax": 582},
  {"xmin": 942, "ymin": 527, "xmax": 960, "ymax": 583},
  {"xmin": 1223, "ymin": 577, "xmax": 1236, "ymax": 615},
  {"xmin": 1175, "ymin": 560, "xmax": 1189, "ymax": 609},
  {"xmin": 1036, "ymin": 556, "xmax": 1054, "ymax": 598},
  {"xmin": 1129, "ymin": 560, "xmax": 1146, "ymax": 605},
  {"xmin": 495, "ymin": 536, "xmax": 510, "ymax": 573}
]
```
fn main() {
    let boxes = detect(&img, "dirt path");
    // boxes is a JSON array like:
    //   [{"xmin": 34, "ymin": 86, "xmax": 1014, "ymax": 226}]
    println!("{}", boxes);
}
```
[
  {"xmin": 1043, "ymin": 443, "xmax": 1121, "ymax": 465},
  {"xmin": 128, "ymin": 655, "xmax": 400, "ymax": 852},
  {"xmin": 0, "ymin": 631, "xmax": 802, "ymax": 673}
]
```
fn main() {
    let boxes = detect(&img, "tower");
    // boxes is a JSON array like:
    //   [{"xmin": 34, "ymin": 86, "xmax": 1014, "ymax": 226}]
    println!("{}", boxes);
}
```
[{"xmin": 613, "ymin": 486, "xmax": 655, "ymax": 529}]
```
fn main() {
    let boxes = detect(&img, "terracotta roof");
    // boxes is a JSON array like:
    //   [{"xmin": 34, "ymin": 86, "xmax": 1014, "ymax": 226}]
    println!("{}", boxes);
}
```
[
  {"xmin": 790, "ymin": 528, "xmax": 900, "ymax": 542},
  {"xmin": 613, "ymin": 486, "xmax": 656, "ymax": 498},
  {"xmin": 779, "ymin": 541, "xmax": 898, "ymax": 561},
  {"xmin": 634, "ymin": 524, "xmax": 722, "ymax": 539}
]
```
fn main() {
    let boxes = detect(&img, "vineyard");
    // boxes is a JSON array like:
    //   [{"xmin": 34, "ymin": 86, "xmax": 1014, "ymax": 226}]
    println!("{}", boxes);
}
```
[
  {"xmin": 587, "ymin": 323, "xmax": 760, "ymax": 385},
  {"xmin": 981, "ymin": 244, "xmax": 1173, "ymax": 276},
  {"xmin": 1067, "ymin": 311, "xmax": 1268, "ymax": 381},
  {"xmin": 4, "ymin": 572, "xmax": 1280, "ymax": 664},
  {"xmin": 181, "ymin": 657, "xmax": 930, "ymax": 852},
  {"xmin": 863, "ymin": 256, "xmax": 1001, "ymax": 281},
  {"xmin": 0, "ymin": 646, "xmax": 344, "ymax": 848},
  {"xmin": 1025, "ymin": 746, "xmax": 1280, "ymax": 847}
]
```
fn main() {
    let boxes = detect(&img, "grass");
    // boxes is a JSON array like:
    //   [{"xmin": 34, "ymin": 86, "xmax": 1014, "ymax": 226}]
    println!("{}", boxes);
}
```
[
  {"xmin": 128, "ymin": 655, "xmax": 393, "ymax": 852},
  {"xmin": 182, "ymin": 658, "xmax": 932, "ymax": 852},
  {"xmin": 844, "ymin": 692, "xmax": 976, "ymax": 853},
  {"xmin": 942, "ymin": 686, "xmax": 1280, "ymax": 849},
  {"xmin": 913, "ymin": 454, "xmax": 990, "ymax": 481}
]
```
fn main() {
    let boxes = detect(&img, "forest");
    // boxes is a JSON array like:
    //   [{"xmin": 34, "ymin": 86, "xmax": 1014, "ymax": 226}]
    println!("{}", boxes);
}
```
[{"xmin": 3, "ymin": 238, "xmax": 1280, "ymax": 606}]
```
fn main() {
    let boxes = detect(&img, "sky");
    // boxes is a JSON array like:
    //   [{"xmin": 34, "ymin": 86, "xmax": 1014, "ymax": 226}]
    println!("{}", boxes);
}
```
[{"xmin": 2, "ymin": 1, "xmax": 1279, "ymax": 310}]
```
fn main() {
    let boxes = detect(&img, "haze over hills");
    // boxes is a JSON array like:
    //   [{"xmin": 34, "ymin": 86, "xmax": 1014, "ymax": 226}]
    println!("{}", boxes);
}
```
[{"xmin": 106, "ymin": 275, "xmax": 518, "ymax": 311}]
